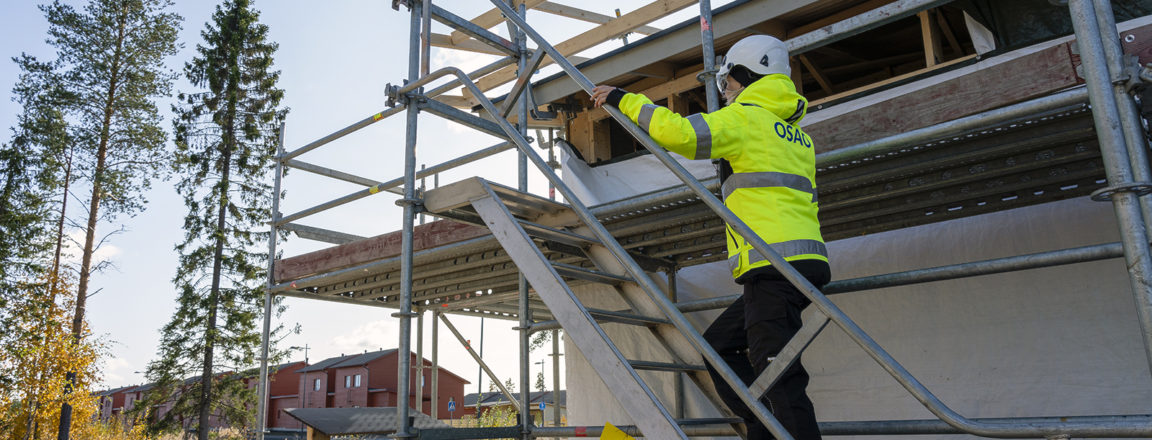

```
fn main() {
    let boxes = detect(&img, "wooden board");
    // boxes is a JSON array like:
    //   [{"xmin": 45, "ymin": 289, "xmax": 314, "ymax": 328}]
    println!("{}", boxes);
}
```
[
  {"xmin": 474, "ymin": 0, "xmax": 698, "ymax": 92},
  {"xmin": 808, "ymin": 21, "xmax": 1152, "ymax": 154},
  {"xmin": 807, "ymin": 43, "xmax": 1080, "ymax": 153},
  {"xmin": 274, "ymin": 220, "xmax": 490, "ymax": 283}
]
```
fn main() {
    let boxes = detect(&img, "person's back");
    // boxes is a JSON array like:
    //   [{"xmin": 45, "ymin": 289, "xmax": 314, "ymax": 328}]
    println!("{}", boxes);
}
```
[{"xmin": 592, "ymin": 34, "xmax": 829, "ymax": 439}]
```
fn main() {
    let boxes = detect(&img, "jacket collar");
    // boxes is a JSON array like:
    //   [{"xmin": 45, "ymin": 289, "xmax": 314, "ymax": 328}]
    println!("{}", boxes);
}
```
[{"xmin": 732, "ymin": 74, "xmax": 808, "ymax": 125}]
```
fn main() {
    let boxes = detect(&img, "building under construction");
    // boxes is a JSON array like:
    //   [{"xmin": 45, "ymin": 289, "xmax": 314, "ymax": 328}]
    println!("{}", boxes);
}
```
[{"xmin": 254, "ymin": 0, "xmax": 1152, "ymax": 438}]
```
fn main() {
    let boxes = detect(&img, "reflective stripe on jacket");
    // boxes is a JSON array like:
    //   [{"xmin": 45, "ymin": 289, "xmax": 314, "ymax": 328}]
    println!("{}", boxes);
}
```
[{"xmin": 616, "ymin": 74, "xmax": 827, "ymax": 280}]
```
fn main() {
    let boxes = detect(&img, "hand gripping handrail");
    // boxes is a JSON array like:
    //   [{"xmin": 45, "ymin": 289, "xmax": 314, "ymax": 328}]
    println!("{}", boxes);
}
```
[{"xmin": 488, "ymin": 0, "xmax": 1152, "ymax": 437}]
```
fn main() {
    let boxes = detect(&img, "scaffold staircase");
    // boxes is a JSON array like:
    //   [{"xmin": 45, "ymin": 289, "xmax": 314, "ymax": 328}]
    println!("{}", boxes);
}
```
[
  {"xmin": 408, "ymin": 2, "xmax": 1152, "ymax": 438},
  {"xmin": 425, "ymin": 177, "xmax": 757, "ymax": 439},
  {"xmin": 255, "ymin": 0, "xmax": 1152, "ymax": 438}
]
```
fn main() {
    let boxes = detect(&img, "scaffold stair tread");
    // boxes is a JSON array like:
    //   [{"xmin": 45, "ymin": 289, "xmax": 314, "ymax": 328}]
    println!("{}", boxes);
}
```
[
  {"xmin": 676, "ymin": 418, "xmax": 745, "ymax": 426},
  {"xmin": 586, "ymin": 308, "xmax": 670, "ymax": 327},
  {"xmin": 520, "ymin": 219, "xmax": 600, "ymax": 247},
  {"xmin": 628, "ymin": 359, "xmax": 708, "ymax": 372},
  {"xmin": 552, "ymin": 261, "xmax": 634, "ymax": 284}
]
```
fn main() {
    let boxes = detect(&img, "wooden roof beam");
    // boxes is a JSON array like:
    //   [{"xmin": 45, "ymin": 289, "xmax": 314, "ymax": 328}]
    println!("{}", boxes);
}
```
[
  {"xmin": 475, "ymin": 0, "xmax": 698, "ymax": 92},
  {"xmin": 534, "ymin": 2, "xmax": 663, "ymax": 35},
  {"xmin": 448, "ymin": 0, "xmax": 549, "ymax": 45}
]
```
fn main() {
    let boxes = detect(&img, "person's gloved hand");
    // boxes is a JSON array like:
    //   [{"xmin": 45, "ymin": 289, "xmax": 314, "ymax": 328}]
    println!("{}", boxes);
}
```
[{"xmin": 590, "ymin": 85, "xmax": 626, "ymax": 108}]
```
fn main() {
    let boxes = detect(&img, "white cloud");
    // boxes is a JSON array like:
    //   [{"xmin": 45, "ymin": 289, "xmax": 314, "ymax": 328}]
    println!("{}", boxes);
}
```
[
  {"xmin": 100, "ymin": 357, "xmax": 135, "ymax": 388},
  {"xmin": 330, "ymin": 320, "xmax": 401, "ymax": 355},
  {"xmin": 62, "ymin": 229, "xmax": 122, "ymax": 268}
]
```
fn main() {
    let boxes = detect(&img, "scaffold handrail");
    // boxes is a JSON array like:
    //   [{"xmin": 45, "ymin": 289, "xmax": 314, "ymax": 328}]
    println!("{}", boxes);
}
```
[{"xmin": 489, "ymin": 0, "xmax": 1152, "ymax": 437}]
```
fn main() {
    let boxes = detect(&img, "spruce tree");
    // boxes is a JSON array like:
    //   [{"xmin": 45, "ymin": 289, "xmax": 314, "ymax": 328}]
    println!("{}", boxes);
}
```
[
  {"xmin": 146, "ymin": 1, "xmax": 286, "ymax": 438},
  {"xmin": 0, "ymin": 55, "xmax": 72, "ymax": 395},
  {"xmin": 35, "ymin": 1, "xmax": 182, "ymax": 437}
]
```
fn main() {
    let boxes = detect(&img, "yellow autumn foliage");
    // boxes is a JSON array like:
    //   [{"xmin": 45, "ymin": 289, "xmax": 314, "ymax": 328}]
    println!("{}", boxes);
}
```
[{"xmin": 0, "ymin": 272, "xmax": 139, "ymax": 439}]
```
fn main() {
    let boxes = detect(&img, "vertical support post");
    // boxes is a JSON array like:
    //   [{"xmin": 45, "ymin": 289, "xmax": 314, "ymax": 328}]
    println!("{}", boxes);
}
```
[
  {"xmin": 1091, "ymin": 0, "xmax": 1152, "ymax": 229},
  {"xmin": 513, "ymin": 2, "xmax": 533, "ymax": 437},
  {"xmin": 421, "ymin": 0, "xmax": 432, "ymax": 77},
  {"xmin": 698, "ymin": 0, "xmax": 720, "ymax": 113},
  {"xmin": 256, "ymin": 123, "xmax": 285, "ymax": 440},
  {"xmin": 551, "ymin": 329, "xmax": 560, "ymax": 427},
  {"xmin": 547, "ymin": 129, "xmax": 557, "ymax": 201},
  {"xmin": 416, "ymin": 310, "xmax": 425, "ymax": 414},
  {"xmin": 394, "ymin": 1, "xmax": 423, "ymax": 436},
  {"xmin": 420, "ymin": 164, "xmax": 427, "ymax": 225},
  {"xmin": 431, "ymin": 309, "xmax": 440, "ymax": 420},
  {"xmin": 1068, "ymin": 0, "xmax": 1152, "ymax": 378},
  {"xmin": 669, "ymin": 268, "xmax": 685, "ymax": 420}
]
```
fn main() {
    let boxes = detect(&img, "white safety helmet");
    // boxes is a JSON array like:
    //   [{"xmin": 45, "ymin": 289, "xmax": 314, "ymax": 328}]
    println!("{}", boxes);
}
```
[{"xmin": 716, "ymin": 35, "xmax": 790, "ymax": 92}]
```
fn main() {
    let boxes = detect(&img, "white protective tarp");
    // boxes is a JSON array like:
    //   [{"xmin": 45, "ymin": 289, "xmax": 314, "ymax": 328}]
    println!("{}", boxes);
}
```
[{"xmin": 561, "ymin": 150, "xmax": 1152, "ymax": 439}]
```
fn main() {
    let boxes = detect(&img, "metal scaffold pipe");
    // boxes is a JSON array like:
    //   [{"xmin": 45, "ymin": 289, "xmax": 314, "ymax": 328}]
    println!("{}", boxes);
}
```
[
  {"xmin": 1090, "ymin": 0, "xmax": 1152, "ymax": 230},
  {"xmin": 394, "ymin": 1, "xmax": 423, "ymax": 437},
  {"xmin": 698, "ymin": 0, "xmax": 720, "ymax": 113},
  {"xmin": 1069, "ymin": 0, "xmax": 1152, "ymax": 381},
  {"xmin": 274, "ymin": 141, "xmax": 514, "ymax": 226},
  {"xmin": 281, "ymin": 105, "xmax": 405, "ymax": 162},
  {"xmin": 491, "ymin": 0, "xmax": 1152, "ymax": 436},
  {"xmin": 255, "ymin": 123, "xmax": 286, "ymax": 440},
  {"xmin": 511, "ymin": 2, "xmax": 533, "ymax": 438}
]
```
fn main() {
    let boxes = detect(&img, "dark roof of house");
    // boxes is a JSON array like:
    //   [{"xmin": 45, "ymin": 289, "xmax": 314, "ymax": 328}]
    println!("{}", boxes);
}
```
[
  {"xmin": 295, "ymin": 350, "xmax": 470, "ymax": 385},
  {"xmin": 463, "ymin": 390, "xmax": 566, "ymax": 407},
  {"xmin": 94, "ymin": 385, "xmax": 136, "ymax": 397},
  {"xmin": 239, "ymin": 360, "xmax": 307, "ymax": 377},
  {"xmin": 296, "ymin": 353, "xmax": 360, "ymax": 373},
  {"xmin": 284, "ymin": 407, "xmax": 448, "ymax": 435},
  {"xmin": 328, "ymin": 349, "xmax": 397, "ymax": 369}
]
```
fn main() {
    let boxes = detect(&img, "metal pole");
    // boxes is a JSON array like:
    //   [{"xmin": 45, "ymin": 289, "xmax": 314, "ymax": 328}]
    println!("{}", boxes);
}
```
[
  {"xmin": 394, "ymin": 2, "xmax": 423, "ymax": 437},
  {"xmin": 1069, "ymin": 0, "xmax": 1152, "ymax": 379},
  {"xmin": 416, "ymin": 310, "xmax": 425, "ymax": 414},
  {"xmin": 551, "ymin": 329, "xmax": 560, "ymax": 427},
  {"xmin": 698, "ymin": 0, "xmax": 720, "ymax": 112},
  {"xmin": 431, "ymin": 310, "xmax": 440, "ymax": 420},
  {"xmin": 421, "ymin": 0, "xmax": 431, "ymax": 78},
  {"xmin": 440, "ymin": 314, "xmax": 522, "ymax": 410},
  {"xmin": 1091, "ymin": 0, "xmax": 1152, "ymax": 229},
  {"xmin": 669, "ymin": 268, "xmax": 684, "ymax": 420},
  {"xmin": 255, "ymin": 123, "xmax": 285, "ymax": 440},
  {"xmin": 478, "ymin": 316, "xmax": 484, "ymax": 399},
  {"xmin": 514, "ymin": 2, "xmax": 533, "ymax": 437},
  {"xmin": 420, "ymin": 164, "xmax": 427, "ymax": 225}
]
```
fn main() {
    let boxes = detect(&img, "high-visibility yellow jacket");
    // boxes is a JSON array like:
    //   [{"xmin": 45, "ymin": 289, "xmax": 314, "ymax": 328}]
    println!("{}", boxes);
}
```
[{"xmin": 615, "ymin": 74, "xmax": 827, "ymax": 280}]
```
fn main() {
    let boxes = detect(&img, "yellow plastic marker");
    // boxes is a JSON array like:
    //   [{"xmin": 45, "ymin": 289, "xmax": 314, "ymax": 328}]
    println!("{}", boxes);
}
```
[
  {"xmin": 599, "ymin": 423, "xmax": 635, "ymax": 440},
  {"xmin": 372, "ymin": 112, "xmax": 384, "ymax": 121},
  {"xmin": 368, "ymin": 185, "xmax": 380, "ymax": 194}
]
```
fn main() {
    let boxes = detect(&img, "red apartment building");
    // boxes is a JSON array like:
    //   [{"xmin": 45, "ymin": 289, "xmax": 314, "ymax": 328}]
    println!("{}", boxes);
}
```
[
  {"xmin": 96, "ymin": 350, "xmax": 468, "ymax": 432},
  {"xmin": 296, "ymin": 349, "xmax": 470, "ymax": 418}
]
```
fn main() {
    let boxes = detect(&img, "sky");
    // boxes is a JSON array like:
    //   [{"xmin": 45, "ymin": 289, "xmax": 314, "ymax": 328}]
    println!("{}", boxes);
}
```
[{"xmin": 0, "ymin": 0, "xmax": 731, "ymax": 398}]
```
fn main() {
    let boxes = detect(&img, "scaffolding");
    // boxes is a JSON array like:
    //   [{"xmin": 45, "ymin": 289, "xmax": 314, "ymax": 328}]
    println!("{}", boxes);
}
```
[{"xmin": 254, "ymin": 0, "xmax": 1152, "ymax": 438}]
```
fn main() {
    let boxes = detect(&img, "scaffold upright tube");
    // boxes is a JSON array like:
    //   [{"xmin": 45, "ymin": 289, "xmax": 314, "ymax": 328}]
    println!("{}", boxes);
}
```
[
  {"xmin": 1069, "ymin": 0, "xmax": 1152, "ymax": 382},
  {"xmin": 492, "ymin": 0, "xmax": 1152, "ymax": 436},
  {"xmin": 394, "ymin": 1, "xmax": 423, "ymax": 437},
  {"xmin": 1090, "ymin": 0, "xmax": 1152, "ymax": 229}
]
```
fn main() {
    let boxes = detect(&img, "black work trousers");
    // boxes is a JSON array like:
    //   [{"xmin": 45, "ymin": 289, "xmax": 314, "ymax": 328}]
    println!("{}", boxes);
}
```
[{"xmin": 703, "ymin": 260, "xmax": 830, "ymax": 440}]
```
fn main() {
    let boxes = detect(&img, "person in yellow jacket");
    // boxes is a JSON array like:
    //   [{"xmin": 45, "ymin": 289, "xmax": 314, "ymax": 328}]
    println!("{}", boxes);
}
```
[{"xmin": 591, "ymin": 35, "xmax": 828, "ymax": 440}]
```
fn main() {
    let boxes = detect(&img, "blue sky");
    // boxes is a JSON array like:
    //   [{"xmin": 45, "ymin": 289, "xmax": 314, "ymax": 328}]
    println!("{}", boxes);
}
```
[{"xmin": 0, "ymin": 0, "xmax": 726, "ymax": 395}]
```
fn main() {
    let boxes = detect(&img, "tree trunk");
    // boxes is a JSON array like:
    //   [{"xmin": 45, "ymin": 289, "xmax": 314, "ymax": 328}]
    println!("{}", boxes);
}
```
[
  {"xmin": 198, "ymin": 144, "xmax": 232, "ymax": 440},
  {"xmin": 199, "ymin": 77, "xmax": 237, "ymax": 437},
  {"xmin": 50, "ymin": 148, "xmax": 73, "ymax": 296},
  {"xmin": 59, "ymin": 7, "xmax": 125, "ymax": 439}
]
